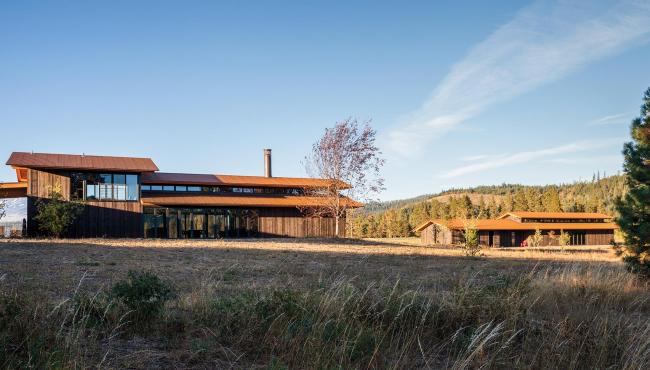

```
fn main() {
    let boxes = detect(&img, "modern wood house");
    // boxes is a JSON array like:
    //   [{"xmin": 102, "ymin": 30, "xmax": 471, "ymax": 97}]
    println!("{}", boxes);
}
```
[
  {"xmin": 0, "ymin": 150, "xmax": 360, "ymax": 238},
  {"xmin": 415, "ymin": 211, "xmax": 618, "ymax": 247}
]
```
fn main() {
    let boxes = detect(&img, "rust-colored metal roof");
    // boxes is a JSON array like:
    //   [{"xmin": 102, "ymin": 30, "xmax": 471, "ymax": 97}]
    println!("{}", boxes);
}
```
[
  {"xmin": 415, "ymin": 218, "xmax": 618, "ymax": 232},
  {"xmin": 0, "ymin": 182, "xmax": 27, "ymax": 198},
  {"xmin": 497, "ymin": 211, "xmax": 612, "ymax": 220},
  {"xmin": 6, "ymin": 152, "xmax": 158, "ymax": 172},
  {"xmin": 142, "ymin": 194, "xmax": 362, "ymax": 208},
  {"xmin": 141, "ymin": 172, "xmax": 351, "ymax": 189}
]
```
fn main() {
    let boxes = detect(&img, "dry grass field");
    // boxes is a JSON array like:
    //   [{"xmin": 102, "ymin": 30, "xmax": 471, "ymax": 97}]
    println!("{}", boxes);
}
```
[{"xmin": 0, "ymin": 238, "xmax": 648, "ymax": 369}]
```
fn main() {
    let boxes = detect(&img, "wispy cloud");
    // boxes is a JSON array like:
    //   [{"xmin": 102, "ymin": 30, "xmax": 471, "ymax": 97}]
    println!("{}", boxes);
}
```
[
  {"xmin": 543, "ymin": 154, "xmax": 621, "ymax": 165},
  {"xmin": 586, "ymin": 112, "xmax": 632, "ymax": 126},
  {"xmin": 382, "ymin": 0, "xmax": 650, "ymax": 157},
  {"xmin": 459, "ymin": 153, "xmax": 509, "ymax": 162},
  {"xmin": 441, "ymin": 138, "xmax": 622, "ymax": 178}
]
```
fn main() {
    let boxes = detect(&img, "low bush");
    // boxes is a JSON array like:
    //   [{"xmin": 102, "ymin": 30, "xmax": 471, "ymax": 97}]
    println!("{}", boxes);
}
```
[
  {"xmin": 111, "ymin": 270, "xmax": 174, "ymax": 323},
  {"xmin": 559, "ymin": 230, "xmax": 571, "ymax": 248},
  {"xmin": 528, "ymin": 228, "xmax": 543, "ymax": 248},
  {"xmin": 463, "ymin": 221, "xmax": 481, "ymax": 256}
]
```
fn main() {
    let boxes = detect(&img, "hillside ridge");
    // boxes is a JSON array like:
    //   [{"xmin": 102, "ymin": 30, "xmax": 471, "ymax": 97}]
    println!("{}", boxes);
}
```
[{"xmin": 349, "ymin": 175, "xmax": 626, "ymax": 238}]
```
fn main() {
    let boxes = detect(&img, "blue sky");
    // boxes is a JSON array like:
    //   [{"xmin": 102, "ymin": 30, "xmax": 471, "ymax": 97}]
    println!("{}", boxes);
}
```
[{"xmin": 1, "ymin": 0, "xmax": 649, "ymax": 201}]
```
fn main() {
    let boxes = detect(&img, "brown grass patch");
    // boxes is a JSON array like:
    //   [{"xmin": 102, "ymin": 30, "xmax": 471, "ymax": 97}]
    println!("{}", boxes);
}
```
[
  {"xmin": 0, "ymin": 238, "xmax": 647, "ymax": 369},
  {"xmin": 0, "ymin": 237, "xmax": 617, "ymax": 298}
]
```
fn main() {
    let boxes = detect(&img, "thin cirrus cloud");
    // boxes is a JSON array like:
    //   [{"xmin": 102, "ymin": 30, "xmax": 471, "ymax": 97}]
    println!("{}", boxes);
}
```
[
  {"xmin": 382, "ymin": 0, "xmax": 650, "ymax": 158},
  {"xmin": 586, "ymin": 112, "xmax": 633, "ymax": 126},
  {"xmin": 459, "ymin": 153, "xmax": 509, "ymax": 162},
  {"xmin": 440, "ymin": 138, "xmax": 623, "ymax": 178},
  {"xmin": 543, "ymin": 155, "xmax": 622, "ymax": 165}
]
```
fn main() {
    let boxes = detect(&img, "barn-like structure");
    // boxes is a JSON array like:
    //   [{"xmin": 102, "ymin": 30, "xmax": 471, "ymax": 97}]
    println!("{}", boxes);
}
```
[
  {"xmin": 415, "ymin": 211, "xmax": 618, "ymax": 247},
  {"xmin": 0, "ymin": 150, "xmax": 360, "ymax": 238}
]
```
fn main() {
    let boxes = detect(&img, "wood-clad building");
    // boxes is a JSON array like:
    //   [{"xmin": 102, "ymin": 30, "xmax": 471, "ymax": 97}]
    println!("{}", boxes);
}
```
[
  {"xmin": 2, "ymin": 150, "xmax": 359, "ymax": 238},
  {"xmin": 416, "ymin": 211, "xmax": 618, "ymax": 247}
]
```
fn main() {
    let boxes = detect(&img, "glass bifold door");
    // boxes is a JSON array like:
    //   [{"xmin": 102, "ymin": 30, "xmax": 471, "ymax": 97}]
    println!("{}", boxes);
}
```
[{"xmin": 144, "ymin": 207, "xmax": 258, "ymax": 238}]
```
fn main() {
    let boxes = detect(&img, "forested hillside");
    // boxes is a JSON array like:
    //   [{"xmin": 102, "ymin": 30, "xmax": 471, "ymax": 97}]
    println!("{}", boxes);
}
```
[{"xmin": 347, "ymin": 174, "xmax": 627, "ymax": 238}]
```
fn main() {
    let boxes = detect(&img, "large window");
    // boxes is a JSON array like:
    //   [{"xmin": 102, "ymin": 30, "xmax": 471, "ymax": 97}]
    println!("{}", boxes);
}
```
[
  {"xmin": 99, "ymin": 174, "xmax": 113, "ymax": 199},
  {"xmin": 126, "ymin": 175, "xmax": 138, "ymax": 201},
  {"xmin": 71, "ymin": 173, "xmax": 139, "ymax": 201},
  {"xmin": 143, "ymin": 207, "xmax": 259, "ymax": 239},
  {"xmin": 140, "ymin": 184, "xmax": 304, "ymax": 196}
]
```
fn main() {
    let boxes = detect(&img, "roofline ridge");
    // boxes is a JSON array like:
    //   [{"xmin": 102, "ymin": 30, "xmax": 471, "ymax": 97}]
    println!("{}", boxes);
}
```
[{"xmin": 8, "ymin": 151, "xmax": 154, "ymax": 161}]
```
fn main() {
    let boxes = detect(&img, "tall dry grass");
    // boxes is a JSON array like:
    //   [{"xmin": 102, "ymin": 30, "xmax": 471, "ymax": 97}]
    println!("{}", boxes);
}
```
[{"xmin": 1, "ymin": 263, "xmax": 649, "ymax": 369}]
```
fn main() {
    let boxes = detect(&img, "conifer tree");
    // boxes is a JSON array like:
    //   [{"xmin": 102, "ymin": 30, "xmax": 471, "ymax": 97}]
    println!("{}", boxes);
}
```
[
  {"xmin": 367, "ymin": 215, "xmax": 379, "ymax": 237},
  {"xmin": 525, "ymin": 188, "xmax": 543, "ymax": 211},
  {"xmin": 461, "ymin": 195, "xmax": 473, "ymax": 219},
  {"xmin": 502, "ymin": 195, "xmax": 514, "ymax": 212},
  {"xmin": 542, "ymin": 186, "xmax": 562, "ymax": 212},
  {"xmin": 513, "ymin": 190, "xmax": 528, "ymax": 211},
  {"xmin": 477, "ymin": 196, "xmax": 487, "ymax": 218},
  {"xmin": 409, "ymin": 202, "xmax": 429, "ymax": 231},
  {"xmin": 616, "ymin": 87, "xmax": 650, "ymax": 276},
  {"xmin": 488, "ymin": 197, "xmax": 499, "ymax": 218}
]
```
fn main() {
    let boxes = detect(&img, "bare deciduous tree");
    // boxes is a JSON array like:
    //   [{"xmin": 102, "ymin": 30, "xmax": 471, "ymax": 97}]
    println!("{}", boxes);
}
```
[{"xmin": 302, "ymin": 118, "xmax": 385, "ymax": 237}]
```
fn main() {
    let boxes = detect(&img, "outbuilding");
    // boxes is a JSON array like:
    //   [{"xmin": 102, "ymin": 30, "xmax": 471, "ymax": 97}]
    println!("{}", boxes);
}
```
[{"xmin": 415, "ymin": 211, "xmax": 618, "ymax": 247}]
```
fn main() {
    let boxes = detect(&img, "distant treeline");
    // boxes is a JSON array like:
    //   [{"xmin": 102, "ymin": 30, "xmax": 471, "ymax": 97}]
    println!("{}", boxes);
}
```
[{"xmin": 347, "ymin": 174, "xmax": 627, "ymax": 238}]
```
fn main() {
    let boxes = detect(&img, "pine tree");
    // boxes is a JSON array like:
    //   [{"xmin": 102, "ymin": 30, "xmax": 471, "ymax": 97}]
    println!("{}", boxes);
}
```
[
  {"xmin": 367, "ymin": 215, "xmax": 380, "ymax": 237},
  {"xmin": 409, "ymin": 202, "xmax": 429, "ymax": 231},
  {"xmin": 525, "ymin": 188, "xmax": 543, "ymax": 211},
  {"xmin": 477, "ymin": 196, "xmax": 487, "ymax": 218},
  {"xmin": 398, "ymin": 209, "xmax": 411, "ymax": 236},
  {"xmin": 502, "ymin": 195, "xmax": 514, "ymax": 212},
  {"xmin": 542, "ymin": 186, "xmax": 562, "ymax": 212},
  {"xmin": 616, "ymin": 87, "xmax": 650, "ymax": 276},
  {"xmin": 513, "ymin": 190, "xmax": 528, "ymax": 211},
  {"xmin": 460, "ymin": 195, "xmax": 473, "ymax": 219},
  {"xmin": 488, "ymin": 197, "xmax": 499, "ymax": 218}
]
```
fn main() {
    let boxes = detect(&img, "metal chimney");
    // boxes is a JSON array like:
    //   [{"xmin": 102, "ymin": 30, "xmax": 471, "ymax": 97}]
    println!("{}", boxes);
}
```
[{"xmin": 264, "ymin": 149, "xmax": 272, "ymax": 177}]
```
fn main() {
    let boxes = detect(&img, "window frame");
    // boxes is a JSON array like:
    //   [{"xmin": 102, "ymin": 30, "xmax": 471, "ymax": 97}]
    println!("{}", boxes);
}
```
[
  {"xmin": 70, "ymin": 172, "xmax": 141, "ymax": 202},
  {"xmin": 138, "ymin": 184, "xmax": 306, "ymax": 196}
]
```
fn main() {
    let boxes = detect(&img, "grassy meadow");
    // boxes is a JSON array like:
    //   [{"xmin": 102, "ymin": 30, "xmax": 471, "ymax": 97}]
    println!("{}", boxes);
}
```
[{"xmin": 0, "ymin": 238, "xmax": 648, "ymax": 369}]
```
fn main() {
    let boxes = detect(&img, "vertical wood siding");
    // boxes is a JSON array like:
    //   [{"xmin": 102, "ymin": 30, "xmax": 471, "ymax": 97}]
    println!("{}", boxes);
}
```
[
  {"xmin": 70, "ymin": 201, "xmax": 143, "ymax": 238},
  {"xmin": 26, "ymin": 169, "xmax": 143, "ymax": 238},
  {"xmin": 420, "ymin": 225, "xmax": 452, "ymax": 245},
  {"xmin": 258, "ymin": 208, "xmax": 344, "ymax": 238},
  {"xmin": 419, "ymin": 224, "xmax": 614, "ymax": 247},
  {"xmin": 27, "ymin": 169, "xmax": 71, "ymax": 199}
]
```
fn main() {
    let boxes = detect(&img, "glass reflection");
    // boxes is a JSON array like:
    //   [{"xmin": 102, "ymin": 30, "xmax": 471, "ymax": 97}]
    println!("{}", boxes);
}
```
[{"xmin": 143, "ymin": 207, "xmax": 259, "ymax": 239}]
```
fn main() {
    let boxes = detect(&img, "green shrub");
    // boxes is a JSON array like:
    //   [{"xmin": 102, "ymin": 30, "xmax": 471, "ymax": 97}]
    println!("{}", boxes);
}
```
[
  {"xmin": 528, "ymin": 228, "xmax": 543, "ymax": 248},
  {"xmin": 463, "ymin": 221, "xmax": 481, "ymax": 256},
  {"xmin": 111, "ymin": 271, "xmax": 174, "ymax": 322},
  {"xmin": 559, "ymin": 230, "xmax": 571, "ymax": 248},
  {"xmin": 33, "ymin": 184, "xmax": 83, "ymax": 238}
]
